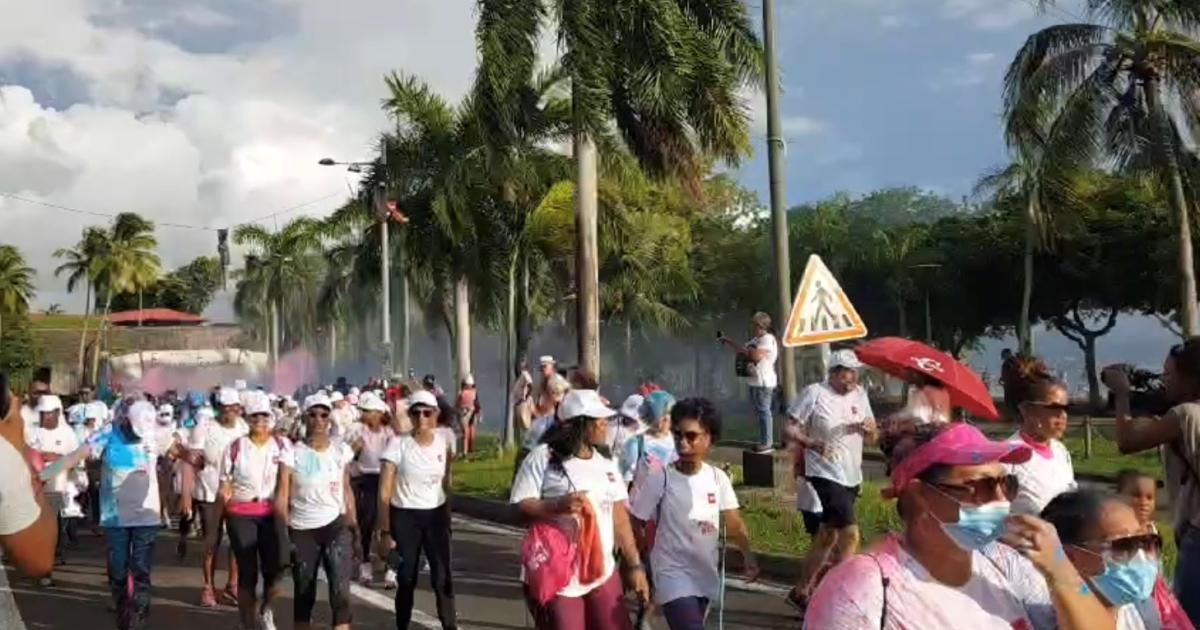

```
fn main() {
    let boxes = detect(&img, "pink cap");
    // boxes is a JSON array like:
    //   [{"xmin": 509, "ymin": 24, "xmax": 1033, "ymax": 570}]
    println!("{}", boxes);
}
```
[{"xmin": 887, "ymin": 423, "xmax": 1031, "ymax": 497}]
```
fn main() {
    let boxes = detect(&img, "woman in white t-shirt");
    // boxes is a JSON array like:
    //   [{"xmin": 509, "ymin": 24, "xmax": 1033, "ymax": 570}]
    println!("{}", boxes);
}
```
[
  {"xmin": 217, "ymin": 392, "xmax": 290, "ymax": 630},
  {"xmin": 349, "ymin": 391, "xmax": 396, "ymax": 587},
  {"xmin": 276, "ymin": 393, "xmax": 356, "ymax": 630},
  {"xmin": 510, "ymin": 389, "xmax": 650, "ymax": 629},
  {"xmin": 629, "ymin": 398, "xmax": 757, "ymax": 629},
  {"xmin": 1004, "ymin": 357, "xmax": 1077, "ymax": 515},
  {"xmin": 377, "ymin": 390, "xmax": 456, "ymax": 629}
]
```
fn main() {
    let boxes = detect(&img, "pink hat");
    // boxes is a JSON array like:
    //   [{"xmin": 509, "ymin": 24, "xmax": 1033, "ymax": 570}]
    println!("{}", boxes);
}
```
[{"xmin": 886, "ymin": 423, "xmax": 1031, "ymax": 498}]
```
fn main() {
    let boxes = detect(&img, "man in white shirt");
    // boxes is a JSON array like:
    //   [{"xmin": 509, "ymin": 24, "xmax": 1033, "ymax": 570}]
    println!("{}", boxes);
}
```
[
  {"xmin": 720, "ymin": 312, "xmax": 779, "ymax": 453},
  {"xmin": 783, "ymin": 349, "xmax": 876, "ymax": 606}
]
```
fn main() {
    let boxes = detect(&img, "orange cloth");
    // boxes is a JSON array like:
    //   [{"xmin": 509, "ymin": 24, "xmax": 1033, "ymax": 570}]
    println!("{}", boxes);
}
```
[{"xmin": 576, "ymin": 500, "xmax": 605, "ymax": 585}]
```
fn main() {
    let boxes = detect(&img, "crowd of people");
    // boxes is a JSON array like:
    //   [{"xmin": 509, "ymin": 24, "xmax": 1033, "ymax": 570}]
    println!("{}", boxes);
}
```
[{"xmin": 3, "ymin": 319, "xmax": 1200, "ymax": 630}]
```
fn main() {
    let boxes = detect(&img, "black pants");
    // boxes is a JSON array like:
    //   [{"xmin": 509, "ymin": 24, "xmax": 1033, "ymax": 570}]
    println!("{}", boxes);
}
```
[
  {"xmin": 291, "ymin": 517, "xmax": 354, "ymax": 626},
  {"xmin": 227, "ymin": 514, "xmax": 282, "ymax": 593},
  {"xmin": 389, "ymin": 505, "xmax": 456, "ymax": 629},
  {"xmin": 352, "ymin": 474, "xmax": 381, "ymax": 560}
]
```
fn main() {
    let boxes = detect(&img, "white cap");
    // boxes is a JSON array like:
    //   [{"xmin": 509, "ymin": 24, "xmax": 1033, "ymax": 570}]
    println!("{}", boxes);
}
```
[
  {"xmin": 304, "ymin": 392, "xmax": 332, "ymax": 412},
  {"xmin": 463, "ymin": 374, "xmax": 475, "ymax": 387},
  {"xmin": 330, "ymin": 391, "xmax": 345, "ymax": 403},
  {"xmin": 349, "ymin": 387, "xmax": 361, "ymax": 396},
  {"xmin": 85, "ymin": 401, "xmax": 107, "ymax": 420},
  {"xmin": 358, "ymin": 391, "xmax": 389, "ymax": 413},
  {"xmin": 539, "ymin": 355, "xmax": 555, "ymax": 365},
  {"xmin": 217, "ymin": 387, "xmax": 240, "ymax": 407},
  {"xmin": 244, "ymin": 392, "xmax": 273, "ymax": 417},
  {"xmin": 36, "ymin": 394, "xmax": 63, "ymax": 414},
  {"xmin": 346, "ymin": 393, "xmax": 359, "ymax": 406},
  {"xmin": 234, "ymin": 379, "xmax": 248, "ymax": 391},
  {"xmin": 157, "ymin": 404, "xmax": 174, "ymax": 418},
  {"xmin": 830, "ymin": 349, "xmax": 863, "ymax": 371},
  {"xmin": 620, "ymin": 394, "xmax": 645, "ymax": 420},
  {"xmin": 558, "ymin": 390, "xmax": 616, "ymax": 420},
  {"xmin": 127, "ymin": 401, "xmax": 157, "ymax": 438},
  {"xmin": 284, "ymin": 397, "xmax": 299, "ymax": 410},
  {"xmin": 407, "ymin": 390, "xmax": 438, "ymax": 409}
]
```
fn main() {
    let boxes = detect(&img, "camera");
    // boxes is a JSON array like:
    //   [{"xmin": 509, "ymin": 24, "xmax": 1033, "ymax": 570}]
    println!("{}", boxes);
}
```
[{"xmin": 1105, "ymin": 365, "xmax": 1172, "ymax": 416}]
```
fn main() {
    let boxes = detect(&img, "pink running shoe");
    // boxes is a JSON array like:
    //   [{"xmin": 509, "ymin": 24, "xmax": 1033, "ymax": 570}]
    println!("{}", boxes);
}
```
[{"xmin": 198, "ymin": 586, "xmax": 216, "ymax": 608}]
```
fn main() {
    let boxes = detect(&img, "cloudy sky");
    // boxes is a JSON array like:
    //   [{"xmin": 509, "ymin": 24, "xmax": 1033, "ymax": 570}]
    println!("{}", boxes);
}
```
[{"xmin": 6, "ymin": 0, "xmax": 1171, "ymax": 374}]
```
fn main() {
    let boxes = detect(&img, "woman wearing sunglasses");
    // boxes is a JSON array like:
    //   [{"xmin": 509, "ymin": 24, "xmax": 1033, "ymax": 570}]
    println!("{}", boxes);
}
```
[
  {"xmin": 806, "ymin": 422, "xmax": 1113, "ymax": 630},
  {"xmin": 275, "ymin": 392, "xmax": 357, "ymax": 630},
  {"xmin": 1004, "ymin": 356, "xmax": 1077, "ymax": 515},
  {"xmin": 628, "ymin": 398, "xmax": 757, "ymax": 629},
  {"xmin": 1042, "ymin": 490, "xmax": 1186, "ymax": 629},
  {"xmin": 377, "ymin": 389, "xmax": 457, "ymax": 629}
]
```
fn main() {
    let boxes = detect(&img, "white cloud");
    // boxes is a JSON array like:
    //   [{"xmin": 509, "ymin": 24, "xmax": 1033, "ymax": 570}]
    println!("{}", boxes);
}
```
[
  {"xmin": 940, "ymin": 0, "xmax": 1035, "ymax": 30},
  {"xmin": 929, "ymin": 50, "xmax": 1003, "ymax": 91},
  {"xmin": 0, "ymin": 0, "xmax": 480, "ymax": 313}
]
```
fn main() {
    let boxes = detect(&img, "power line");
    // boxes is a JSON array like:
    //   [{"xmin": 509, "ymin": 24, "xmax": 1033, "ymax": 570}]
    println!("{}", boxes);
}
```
[{"xmin": 0, "ymin": 189, "xmax": 347, "ymax": 232}]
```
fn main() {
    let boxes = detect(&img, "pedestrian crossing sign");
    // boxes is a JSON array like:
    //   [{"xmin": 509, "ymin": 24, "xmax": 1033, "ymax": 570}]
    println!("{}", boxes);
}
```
[{"xmin": 782, "ymin": 254, "xmax": 867, "ymax": 347}]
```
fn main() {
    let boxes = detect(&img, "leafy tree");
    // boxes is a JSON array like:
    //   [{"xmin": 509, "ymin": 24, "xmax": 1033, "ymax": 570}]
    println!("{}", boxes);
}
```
[
  {"xmin": 89, "ymin": 213, "xmax": 161, "ymax": 381},
  {"xmin": 1004, "ymin": 0, "xmax": 1200, "ymax": 334},
  {"xmin": 233, "ymin": 219, "xmax": 325, "ymax": 360},
  {"xmin": 111, "ymin": 256, "xmax": 222, "ymax": 314},
  {"xmin": 0, "ymin": 245, "xmax": 36, "ymax": 346},
  {"xmin": 0, "ymin": 312, "xmax": 36, "ymax": 382}
]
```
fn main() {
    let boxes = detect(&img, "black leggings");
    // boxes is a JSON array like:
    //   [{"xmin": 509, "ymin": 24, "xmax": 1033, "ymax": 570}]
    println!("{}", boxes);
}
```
[
  {"xmin": 227, "ymin": 514, "xmax": 282, "ymax": 592},
  {"xmin": 389, "ymin": 505, "xmax": 456, "ymax": 629},
  {"xmin": 352, "ymin": 474, "xmax": 380, "ymax": 559},
  {"xmin": 290, "ymin": 516, "xmax": 354, "ymax": 625}
]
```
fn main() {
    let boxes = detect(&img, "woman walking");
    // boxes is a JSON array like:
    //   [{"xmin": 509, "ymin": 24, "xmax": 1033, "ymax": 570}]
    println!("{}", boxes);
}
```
[
  {"xmin": 351, "ymin": 390, "xmax": 397, "ymax": 588},
  {"xmin": 510, "ymin": 389, "xmax": 650, "ymax": 629},
  {"xmin": 1004, "ymin": 356, "xmax": 1077, "ymax": 515},
  {"xmin": 276, "ymin": 392, "xmax": 357, "ymax": 630},
  {"xmin": 217, "ymin": 392, "xmax": 290, "ymax": 630},
  {"xmin": 378, "ymin": 390, "xmax": 457, "ymax": 629}
]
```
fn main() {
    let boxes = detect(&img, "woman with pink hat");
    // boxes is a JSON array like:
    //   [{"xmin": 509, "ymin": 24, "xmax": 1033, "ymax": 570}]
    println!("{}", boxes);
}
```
[{"xmin": 804, "ymin": 422, "xmax": 1114, "ymax": 630}]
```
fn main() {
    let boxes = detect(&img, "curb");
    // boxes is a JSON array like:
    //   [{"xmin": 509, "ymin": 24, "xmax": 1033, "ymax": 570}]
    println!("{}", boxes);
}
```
[{"xmin": 450, "ymin": 494, "xmax": 804, "ymax": 583}]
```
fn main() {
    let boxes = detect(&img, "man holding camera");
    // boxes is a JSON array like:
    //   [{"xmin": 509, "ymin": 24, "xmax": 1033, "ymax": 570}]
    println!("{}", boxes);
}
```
[{"xmin": 720, "ymin": 312, "xmax": 780, "ymax": 454}]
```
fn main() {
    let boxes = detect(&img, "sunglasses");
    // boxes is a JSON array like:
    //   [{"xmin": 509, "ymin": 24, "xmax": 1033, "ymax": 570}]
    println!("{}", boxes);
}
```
[
  {"xmin": 1025, "ymin": 401, "xmax": 1070, "ymax": 413},
  {"xmin": 308, "ymin": 410, "xmax": 330, "ymax": 419},
  {"xmin": 929, "ymin": 474, "xmax": 1019, "ymax": 504},
  {"xmin": 672, "ymin": 429, "xmax": 709, "ymax": 443},
  {"xmin": 408, "ymin": 407, "xmax": 436, "ymax": 419},
  {"xmin": 1075, "ymin": 533, "xmax": 1163, "ymax": 563}
]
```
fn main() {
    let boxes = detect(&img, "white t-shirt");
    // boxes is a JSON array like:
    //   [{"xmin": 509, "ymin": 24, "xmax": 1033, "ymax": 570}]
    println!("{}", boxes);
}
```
[
  {"xmin": 0, "ymin": 437, "xmax": 41, "ymax": 535},
  {"xmin": 283, "ymin": 442, "xmax": 354, "ymax": 530},
  {"xmin": 189, "ymin": 417, "xmax": 249, "ymax": 502},
  {"xmin": 746, "ymin": 333, "xmax": 779, "ymax": 389},
  {"xmin": 628, "ymin": 463, "xmax": 739, "ymax": 604},
  {"xmin": 796, "ymin": 477, "xmax": 823, "ymax": 513},
  {"xmin": 436, "ymin": 427, "xmax": 458, "ymax": 457},
  {"xmin": 523, "ymin": 416, "xmax": 556, "ymax": 450},
  {"xmin": 88, "ymin": 426, "xmax": 161, "ymax": 528},
  {"xmin": 381, "ymin": 433, "xmax": 451, "ymax": 509},
  {"xmin": 509, "ymin": 445, "xmax": 629, "ymax": 597},
  {"xmin": 221, "ymin": 436, "xmax": 291, "ymax": 503},
  {"xmin": 791, "ymin": 382, "xmax": 873, "ymax": 487},
  {"xmin": 1004, "ymin": 433, "xmax": 1077, "ymax": 516},
  {"xmin": 349, "ymin": 424, "xmax": 394, "ymax": 475},
  {"xmin": 1116, "ymin": 603, "xmax": 1149, "ymax": 630},
  {"xmin": 805, "ymin": 537, "xmax": 1034, "ymax": 629},
  {"xmin": 27, "ymin": 423, "xmax": 80, "ymax": 495}
]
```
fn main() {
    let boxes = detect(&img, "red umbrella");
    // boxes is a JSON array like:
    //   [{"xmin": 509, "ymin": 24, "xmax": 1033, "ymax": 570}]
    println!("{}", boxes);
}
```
[{"xmin": 855, "ymin": 337, "xmax": 998, "ymax": 420}]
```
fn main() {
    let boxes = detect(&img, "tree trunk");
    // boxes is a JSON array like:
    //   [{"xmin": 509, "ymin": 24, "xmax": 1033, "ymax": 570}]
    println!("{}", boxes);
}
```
[
  {"xmin": 1019, "ymin": 196, "xmax": 1036, "ymax": 355},
  {"xmin": 454, "ymin": 275, "xmax": 471, "ymax": 387},
  {"xmin": 1146, "ymin": 77, "xmax": 1199, "ymax": 336},
  {"xmin": 330, "ymin": 321, "xmax": 338, "ymax": 366},
  {"xmin": 76, "ymin": 281, "xmax": 92, "ymax": 385},
  {"xmin": 503, "ymin": 254, "xmax": 518, "ymax": 450},
  {"xmin": 1085, "ymin": 336, "xmax": 1101, "ymax": 411},
  {"xmin": 91, "ymin": 291, "xmax": 113, "ymax": 386},
  {"xmin": 516, "ymin": 253, "xmax": 531, "ymax": 370},
  {"xmin": 574, "ymin": 129, "xmax": 601, "ymax": 378},
  {"xmin": 137, "ymin": 289, "xmax": 143, "ymax": 327},
  {"xmin": 270, "ymin": 300, "xmax": 280, "ymax": 366},
  {"xmin": 896, "ymin": 297, "xmax": 908, "ymax": 338},
  {"xmin": 624, "ymin": 318, "xmax": 633, "ymax": 372}
]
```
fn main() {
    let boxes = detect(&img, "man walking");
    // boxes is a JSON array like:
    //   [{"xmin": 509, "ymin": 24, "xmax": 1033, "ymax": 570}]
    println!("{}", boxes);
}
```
[{"xmin": 782, "ymin": 349, "xmax": 875, "ymax": 610}]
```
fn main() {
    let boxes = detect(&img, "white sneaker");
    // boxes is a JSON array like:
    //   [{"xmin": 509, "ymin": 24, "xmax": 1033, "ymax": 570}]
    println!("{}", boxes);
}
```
[
  {"xmin": 383, "ymin": 569, "xmax": 397, "ymax": 590},
  {"xmin": 357, "ymin": 562, "xmax": 373, "ymax": 585},
  {"xmin": 259, "ymin": 607, "xmax": 276, "ymax": 630}
]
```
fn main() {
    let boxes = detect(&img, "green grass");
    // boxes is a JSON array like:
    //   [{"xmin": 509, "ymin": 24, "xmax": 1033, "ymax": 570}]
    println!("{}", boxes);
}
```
[{"xmin": 29, "ymin": 314, "xmax": 100, "ymax": 330}]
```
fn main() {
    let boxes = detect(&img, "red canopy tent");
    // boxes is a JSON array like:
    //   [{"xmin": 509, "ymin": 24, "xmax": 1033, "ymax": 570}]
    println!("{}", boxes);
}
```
[{"xmin": 107, "ymin": 308, "xmax": 206, "ymax": 327}]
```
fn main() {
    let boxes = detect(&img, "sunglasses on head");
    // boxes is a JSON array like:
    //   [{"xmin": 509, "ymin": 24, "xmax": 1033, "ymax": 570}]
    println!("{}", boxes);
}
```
[
  {"xmin": 408, "ymin": 406, "xmax": 436, "ymax": 418},
  {"xmin": 928, "ymin": 473, "xmax": 1019, "ymax": 504}
]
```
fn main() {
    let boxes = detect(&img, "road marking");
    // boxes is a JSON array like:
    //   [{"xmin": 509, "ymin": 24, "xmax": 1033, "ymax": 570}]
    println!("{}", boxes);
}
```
[{"xmin": 348, "ymin": 581, "xmax": 463, "ymax": 630}]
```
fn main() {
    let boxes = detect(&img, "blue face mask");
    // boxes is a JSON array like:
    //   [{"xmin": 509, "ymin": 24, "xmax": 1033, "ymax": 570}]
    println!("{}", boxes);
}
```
[
  {"xmin": 1090, "ymin": 550, "xmax": 1158, "ymax": 607},
  {"xmin": 938, "ymin": 500, "xmax": 1011, "ymax": 551}
]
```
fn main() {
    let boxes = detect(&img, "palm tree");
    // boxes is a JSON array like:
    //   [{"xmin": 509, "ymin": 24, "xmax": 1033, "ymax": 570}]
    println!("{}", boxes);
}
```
[
  {"xmin": 233, "ymin": 218, "xmax": 326, "ymax": 363},
  {"xmin": 43, "ymin": 304, "xmax": 64, "ymax": 315},
  {"xmin": 55, "ymin": 226, "xmax": 108, "ymax": 380},
  {"xmin": 476, "ymin": 0, "xmax": 763, "ymax": 377},
  {"xmin": 1004, "ymin": 0, "xmax": 1200, "ymax": 335},
  {"xmin": 89, "ymin": 213, "xmax": 161, "ymax": 382},
  {"xmin": 0, "ymin": 245, "xmax": 36, "ymax": 344}
]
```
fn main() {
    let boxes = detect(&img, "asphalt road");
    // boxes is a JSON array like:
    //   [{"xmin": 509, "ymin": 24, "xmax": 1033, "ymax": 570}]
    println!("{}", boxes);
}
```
[{"xmin": 4, "ymin": 516, "xmax": 798, "ymax": 629}]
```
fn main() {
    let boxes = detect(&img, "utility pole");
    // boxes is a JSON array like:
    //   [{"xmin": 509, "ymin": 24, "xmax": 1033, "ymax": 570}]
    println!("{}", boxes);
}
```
[
  {"xmin": 377, "ymin": 182, "xmax": 393, "ymax": 377},
  {"xmin": 763, "ymin": 0, "xmax": 796, "ymax": 406}
]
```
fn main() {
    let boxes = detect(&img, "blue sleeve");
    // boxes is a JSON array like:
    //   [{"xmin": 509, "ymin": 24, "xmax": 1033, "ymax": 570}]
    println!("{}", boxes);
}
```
[{"xmin": 621, "ymin": 437, "xmax": 640, "ymax": 480}]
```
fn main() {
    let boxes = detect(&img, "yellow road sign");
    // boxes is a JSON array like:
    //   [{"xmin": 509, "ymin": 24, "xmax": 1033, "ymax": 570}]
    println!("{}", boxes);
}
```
[{"xmin": 782, "ymin": 254, "xmax": 867, "ymax": 347}]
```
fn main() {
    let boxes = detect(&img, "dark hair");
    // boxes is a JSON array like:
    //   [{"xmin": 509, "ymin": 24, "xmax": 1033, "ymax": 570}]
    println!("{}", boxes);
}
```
[
  {"xmin": 543, "ymin": 416, "xmax": 612, "ymax": 463},
  {"xmin": 1040, "ymin": 490, "xmax": 1107, "ymax": 546},
  {"xmin": 1011, "ymin": 355, "xmax": 1065, "ymax": 405},
  {"xmin": 1169, "ymin": 338, "xmax": 1200, "ymax": 384},
  {"xmin": 883, "ymin": 423, "xmax": 952, "ymax": 519},
  {"xmin": 670, "ymin": 397, "xmax": 722, "ymax": 441},
  {"xmin": 1115, "ymin": 468, "xmax": 1155, "ymax": 493}
]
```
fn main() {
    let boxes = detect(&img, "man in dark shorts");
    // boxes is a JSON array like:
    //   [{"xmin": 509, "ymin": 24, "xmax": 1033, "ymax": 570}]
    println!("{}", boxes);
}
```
[{"xmin": 782, "ymin": 350, "xmax": 875, "ymax": 610}]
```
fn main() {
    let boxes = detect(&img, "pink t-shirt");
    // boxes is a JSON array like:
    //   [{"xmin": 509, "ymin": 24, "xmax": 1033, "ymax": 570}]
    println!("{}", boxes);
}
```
[{"xmin": 805, "ymin": 535, "xmax": 1036, "ymax": 630}]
